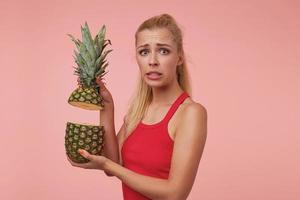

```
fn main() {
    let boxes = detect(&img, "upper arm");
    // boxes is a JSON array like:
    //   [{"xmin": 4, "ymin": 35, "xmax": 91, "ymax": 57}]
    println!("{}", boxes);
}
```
[
  {"xmin": 104, "ymin": 115, "xmax": 127, "ymax": 177},
  {"xmin": 167, "ymin": 103, "xmax": 207, "ymax": 199}
]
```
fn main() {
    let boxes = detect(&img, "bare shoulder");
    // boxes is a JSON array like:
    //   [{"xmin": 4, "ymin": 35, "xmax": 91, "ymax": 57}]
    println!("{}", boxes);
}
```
[
  {"xmin": 179, "ymin": 96, "xmax": 207, "ymax": 120},
  {"xmin": 183, "ymin": 101, "xmax": 207, "ymax": 119},
  {"xmin": 175, "ymin": 100, "xmax": 208, "ymax": 138}
]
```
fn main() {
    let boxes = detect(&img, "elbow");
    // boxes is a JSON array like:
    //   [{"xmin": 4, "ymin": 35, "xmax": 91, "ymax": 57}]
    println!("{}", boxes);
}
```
[
  {"xmin": 164, "ymin": 186, "xmax": 189, "ymax": 200},
  {"xmin": 154, "ymin": 182, "xmax": 188, "ymax": 200},
  {"xmin": 165, "ymin": 193, "xmax": 188, "ymax": 200}
]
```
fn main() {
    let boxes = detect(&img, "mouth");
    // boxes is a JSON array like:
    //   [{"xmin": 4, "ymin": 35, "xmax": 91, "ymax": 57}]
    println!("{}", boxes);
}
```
[
  {"xmin": 146, "ymin": 71, "xmax": 162, "ymax": 75},
  {"xmin": 146, "ymin": 72, "xmax": 162, "ymax": 80}
]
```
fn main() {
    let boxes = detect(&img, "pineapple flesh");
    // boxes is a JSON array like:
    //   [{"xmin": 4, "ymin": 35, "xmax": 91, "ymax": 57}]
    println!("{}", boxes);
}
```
[
  {"xmin": 67, "ymin": 22, "xmax": 112, "ymax": 110},
  {"xmin": 65, "ymin": 122, "xmax": 105, "ymax": 163}
]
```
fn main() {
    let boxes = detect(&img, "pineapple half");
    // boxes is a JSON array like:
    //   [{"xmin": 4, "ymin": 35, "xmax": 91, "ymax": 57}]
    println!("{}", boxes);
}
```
[
  {"xmin": 67, "ymin": 22, "xmax": 112, "ymax": 110},
  {"xmin": 65, "ymin": 122, "xmax": 105, "ymax": 163}
]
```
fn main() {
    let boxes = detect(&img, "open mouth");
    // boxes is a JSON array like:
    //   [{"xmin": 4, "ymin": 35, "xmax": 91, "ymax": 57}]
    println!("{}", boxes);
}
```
[{"xmin": 146, "ymin": 72, "xmax": 162, "ymax": 79}]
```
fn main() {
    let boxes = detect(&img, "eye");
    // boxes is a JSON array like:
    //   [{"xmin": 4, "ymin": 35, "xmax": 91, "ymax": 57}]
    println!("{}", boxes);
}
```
[
  {"xmin": 138, "ymin": 49, "xmax": 149, "ymax": 56},
  {"xmin": 160, "ymin": 48, "xmax": 170, "ymax": 55},
  {"xmin": 138, "ymin": 48, "xmax": 170, "ymax": 56}
]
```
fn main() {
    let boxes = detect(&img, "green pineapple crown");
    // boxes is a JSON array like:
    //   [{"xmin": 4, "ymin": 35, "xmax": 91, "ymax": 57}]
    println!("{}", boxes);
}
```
[{"xmin": 67, "ymin": 21, "xmax": 113, "ymax": 88}]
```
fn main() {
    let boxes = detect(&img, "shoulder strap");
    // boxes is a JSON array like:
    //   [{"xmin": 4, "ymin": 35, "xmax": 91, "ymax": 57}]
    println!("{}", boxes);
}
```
[{"xmin": 163, "ymin": 91, "xmax": 190, "ymax": 123}]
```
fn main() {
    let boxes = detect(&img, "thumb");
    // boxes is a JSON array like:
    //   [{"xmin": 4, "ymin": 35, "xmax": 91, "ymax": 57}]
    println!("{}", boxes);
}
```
[{"xmin": 78, "ymin": 149, "xmax": 94, "ymax": 160}]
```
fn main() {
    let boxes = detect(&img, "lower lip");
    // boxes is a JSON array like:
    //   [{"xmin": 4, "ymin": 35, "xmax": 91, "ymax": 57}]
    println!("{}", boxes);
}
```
[{"xmin": 146, "ymin": 73, "xmax": 162, "ymax": 80}]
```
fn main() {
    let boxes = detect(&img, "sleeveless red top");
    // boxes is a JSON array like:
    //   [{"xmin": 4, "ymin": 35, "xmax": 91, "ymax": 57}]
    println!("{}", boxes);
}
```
[{"xmin": 121, "ymin": 91, "xmax": 190, "ymax": 200}]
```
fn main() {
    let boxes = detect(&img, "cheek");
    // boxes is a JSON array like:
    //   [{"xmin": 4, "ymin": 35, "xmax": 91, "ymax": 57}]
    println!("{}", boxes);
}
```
[
  {"xmin": 136, "ymin": 57, "xmax": 145, "ymax": 70},
  {"xmin": 162, "ymin": 58, "xmax": 178, "ymax": 74},
  {"xmin": 137, "ymin": 54, "xmax": 147, "ymax": 62},
  {"xmin": 162, "ymin": 54, "xmax": 178, "ymax": 65}
]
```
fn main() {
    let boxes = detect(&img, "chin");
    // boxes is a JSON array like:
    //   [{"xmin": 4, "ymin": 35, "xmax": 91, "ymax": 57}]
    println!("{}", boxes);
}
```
[
  {"xmin": 143, "ymin": 78, "xmax": 160, "ymax": 85},
  {"xmin": 144, "ymin": 79, "xmax": 168, "ymax": 89}
]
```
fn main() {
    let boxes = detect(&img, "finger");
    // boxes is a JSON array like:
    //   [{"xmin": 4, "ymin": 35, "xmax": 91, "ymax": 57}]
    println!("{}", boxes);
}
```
[
  {"xmin": 97, "ymin": 76, "xmax": 107, "ymax": 83},
  {"xmin": 67, "ymin": 155, "xmax": 77, "ymax": 166},
  {"xmin": 97, "ymin": 78, "xmax": 107, "ymax": 86},
  {"xmin": 67, "ymin": 154, "xmax": 90, "ymax": 168},
  {"xmin": 78, "ymin": 149, "xmax": 94, "ymax": 161},
  {"xmin": 97, "ymin": 81, "xmax": 108, "ymax": 92},
  {"xmin": 67, "ymin": 155, "xmax": 79, "ymax": 166},
  {"xmin": 98, "ymin": 77, "xmax": 106, "ymax": 83},
  {"xmin": 98, "ymin": 81, "xmax": 106, "ymax": 89}
]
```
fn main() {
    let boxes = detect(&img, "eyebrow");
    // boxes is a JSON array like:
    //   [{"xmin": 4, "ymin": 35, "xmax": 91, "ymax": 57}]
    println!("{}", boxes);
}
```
[{"xmin": 137, "ymin": 43, "xmax": 172, "ymax": 49}]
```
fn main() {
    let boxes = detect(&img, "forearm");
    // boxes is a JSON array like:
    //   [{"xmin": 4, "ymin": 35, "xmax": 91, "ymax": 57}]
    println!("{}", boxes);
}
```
[
  {"xmin": 103, "ymin": 159, "xmax": 172, "ymax": 200},
  {"xmin": 100, "ymin": 105, "xmax": 119, "ymax": 164}
]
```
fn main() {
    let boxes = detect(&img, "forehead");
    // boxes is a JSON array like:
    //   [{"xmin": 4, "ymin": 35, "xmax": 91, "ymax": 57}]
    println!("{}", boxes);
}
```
[{"xmin": 136, "ymin": 28, "xmax": 175, "ymax": 47}]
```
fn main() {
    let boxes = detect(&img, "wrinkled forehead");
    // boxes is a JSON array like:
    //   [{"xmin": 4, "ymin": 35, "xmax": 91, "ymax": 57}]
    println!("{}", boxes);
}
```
[{"xmin": 136, "ymin": 28, "xmax": 176, "ymax": 47}]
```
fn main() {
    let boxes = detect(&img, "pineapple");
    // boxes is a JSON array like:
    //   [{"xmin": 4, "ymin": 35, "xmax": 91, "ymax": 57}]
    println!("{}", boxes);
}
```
[
  {"xmin": 65, "ymin": 122, "xmax": 105, "ymax": 163},
  {"xmin": 67, "ymin": 22, "xmax": 112, "ymax": 110}
]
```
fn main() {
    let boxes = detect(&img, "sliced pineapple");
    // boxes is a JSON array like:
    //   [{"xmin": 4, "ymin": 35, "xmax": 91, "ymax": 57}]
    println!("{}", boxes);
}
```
[{"xmin": 68, "ymin": 86, "xmax": 104, "ymax": 110}]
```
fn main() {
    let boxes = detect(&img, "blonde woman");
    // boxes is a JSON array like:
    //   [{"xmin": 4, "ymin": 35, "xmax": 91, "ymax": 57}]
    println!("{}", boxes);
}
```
[{"xmin": 67, "ymin": 13, "xmax": 207, "ymax": 200}]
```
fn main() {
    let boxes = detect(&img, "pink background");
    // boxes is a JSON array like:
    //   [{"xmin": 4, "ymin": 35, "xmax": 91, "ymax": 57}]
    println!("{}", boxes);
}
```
[{"xmin": 1, "ymin": 0, "xmax": 299, "ymax": 199}]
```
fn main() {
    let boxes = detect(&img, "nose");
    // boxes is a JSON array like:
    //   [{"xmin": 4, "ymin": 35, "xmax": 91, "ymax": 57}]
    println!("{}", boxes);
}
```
[{"xmin": 149, "ymin": 52, "xmax": 159, "ymax": 67}]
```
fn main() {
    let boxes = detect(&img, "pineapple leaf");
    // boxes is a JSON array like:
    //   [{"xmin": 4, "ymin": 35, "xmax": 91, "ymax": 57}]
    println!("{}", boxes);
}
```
[
  {"xmin": 98, "ymin": 59, "xmax": 108, "ymax": 69},
  {"xmin": 95, "ymin": 62, "xmax": 109, "ymax": 77},
  {"xmin": 97, "ymin": 40, "xmax": 112, "ymax": 58},
  {"xmin": 97, "ymin": 25, "xmax": 106, "ymax": 56},
  {"xmin": 99, "ymin": 49, "xmax": 113, "ymax": 63},
  {"xmin": 93, "ymin": 35, "xmax": 100, "ymax": 56},
  {"xmin": 93, "ymin": 33, "xmax": 98, "ymax": 43},
  {"xmin": 95, "ymin": 56, "xmax": 103, "ymax": 69},
  {"xmin": 69, "ymin": 23, "xmax": 112, "ymax": 87},
  {"xmin": 79, "ymin": 43, "xmax": 93, "ymax": 68},
  {"xmin": 74, "ymin": 50, "xmax": 86, "ymax": 67},
  {"xmin": 82, "ymin": 22, "xmax": 97, "ymax": 61},
  {"xmin": 67, "ymin": 33, "xmax": 81, "ymax": 51},
  {"xmin": 73, "ymin": 52, "xmax": 91, "ymax": 78},
  {"xmin": 98, "ymin": 70, "xmax": 109, "ymax": 78}
]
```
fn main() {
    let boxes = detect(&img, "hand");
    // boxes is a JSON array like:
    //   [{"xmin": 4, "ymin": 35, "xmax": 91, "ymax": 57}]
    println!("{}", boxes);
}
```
[
  {"xmin": 96, "ymin": 76, "xmax": 114, "ymax": 109},
  {"xmin": 67, "ymin": 149, "xmax": 108, "ymax": 170}
]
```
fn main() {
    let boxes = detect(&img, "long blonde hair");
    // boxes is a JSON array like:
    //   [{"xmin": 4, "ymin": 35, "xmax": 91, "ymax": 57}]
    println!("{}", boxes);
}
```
[{"xmin": 124, "ymin": 13, "xmax": 192, "ymax": 134}]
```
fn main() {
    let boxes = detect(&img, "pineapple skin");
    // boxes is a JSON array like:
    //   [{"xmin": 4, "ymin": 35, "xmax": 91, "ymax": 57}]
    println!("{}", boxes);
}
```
[
  {"xmin": 65, "ymin": 122, "xmax": 105, "ymax": 163},
  {"xmin": 68, "ymin": 86, "xmax": 104, "ymax": 110}
]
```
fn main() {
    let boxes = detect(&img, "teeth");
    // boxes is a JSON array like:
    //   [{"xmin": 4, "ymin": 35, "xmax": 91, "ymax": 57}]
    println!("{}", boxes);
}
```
[{"xmin": 147, "ymin": 72, "xmax": 161, "ymax": 75}]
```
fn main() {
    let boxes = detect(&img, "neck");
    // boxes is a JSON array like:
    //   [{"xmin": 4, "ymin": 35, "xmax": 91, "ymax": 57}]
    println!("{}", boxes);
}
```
[{"xmin": 150, "ymin": 80, "xmax": 184, "ymax": 106}]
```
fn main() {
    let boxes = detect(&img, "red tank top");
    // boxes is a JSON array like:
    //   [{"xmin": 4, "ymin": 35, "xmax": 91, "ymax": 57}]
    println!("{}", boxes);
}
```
[{"xmin": 121, "ymin": 91, "xmax": 190, "ymax": 200}]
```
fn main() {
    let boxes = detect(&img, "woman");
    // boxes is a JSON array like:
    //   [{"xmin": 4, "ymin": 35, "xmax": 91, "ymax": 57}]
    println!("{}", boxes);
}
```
[{"xmin": 67, "ymin": 13, "xmax": 207, "ymax": 200}]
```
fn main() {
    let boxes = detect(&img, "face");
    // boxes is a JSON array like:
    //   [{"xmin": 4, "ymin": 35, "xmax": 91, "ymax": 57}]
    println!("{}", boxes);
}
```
[{"xmin": 135, "ymin": 28, "xmax": 183, "ymax": 88}]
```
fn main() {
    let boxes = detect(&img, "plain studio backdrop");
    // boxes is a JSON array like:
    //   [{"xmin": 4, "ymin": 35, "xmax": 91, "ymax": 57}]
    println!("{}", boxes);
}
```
[{"xmin": 1, "ymin": 0, "xmax": 299, "ymax": 199}]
